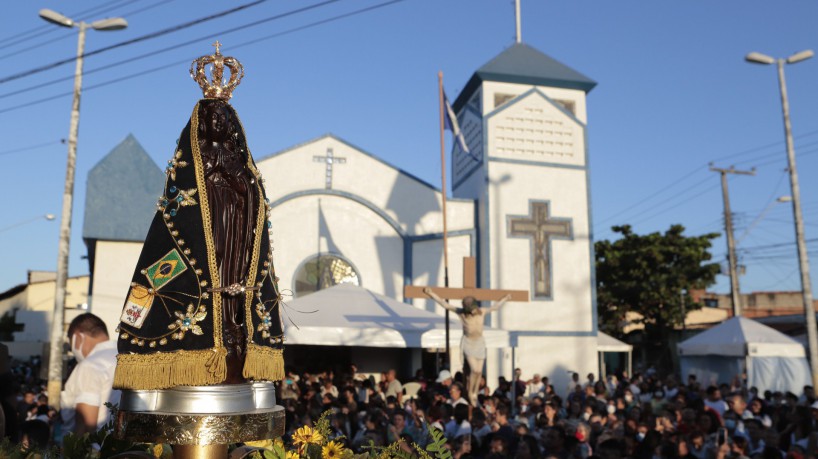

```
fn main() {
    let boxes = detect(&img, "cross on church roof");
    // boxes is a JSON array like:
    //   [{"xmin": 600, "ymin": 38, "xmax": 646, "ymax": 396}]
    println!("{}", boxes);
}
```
[
  {"xmin": 312, "ymin": 148, "xmax": 346, "ymax": 190},
  {"xmin": 507, "ymin": 201, "xmax": 573, "ymax": 299}
]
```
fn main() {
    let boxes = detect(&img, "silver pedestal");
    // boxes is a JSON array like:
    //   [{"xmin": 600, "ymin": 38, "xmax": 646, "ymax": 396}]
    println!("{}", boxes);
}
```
[{"xmin": 114, "ymin": 382, "xmax": 285, "ymax": 447}]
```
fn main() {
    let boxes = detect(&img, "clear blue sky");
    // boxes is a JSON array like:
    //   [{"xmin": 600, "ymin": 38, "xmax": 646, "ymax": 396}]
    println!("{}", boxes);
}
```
[{"xmin": 1, "ymin": 0, "xmax": 816, "ymax": 299}]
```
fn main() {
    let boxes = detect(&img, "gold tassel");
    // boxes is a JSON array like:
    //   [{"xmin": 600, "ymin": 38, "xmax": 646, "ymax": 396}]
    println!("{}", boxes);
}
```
[
  {"xmin": 114, "ymin": 348, "xmax": 227, "ymax": 390},
  {"xmin": 242, "ymin": 344, "xmax": 284, "ymax": 381}
]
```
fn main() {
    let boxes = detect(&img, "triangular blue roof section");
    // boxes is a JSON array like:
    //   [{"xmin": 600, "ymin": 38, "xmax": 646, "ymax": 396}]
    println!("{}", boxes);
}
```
[
  {"xmin": 82, "ymin": 134, "xmax": 164, "ymax": 242},
  {"xmin": 454, "ymin": 43, "xmax": 596, "ymax": 112}
]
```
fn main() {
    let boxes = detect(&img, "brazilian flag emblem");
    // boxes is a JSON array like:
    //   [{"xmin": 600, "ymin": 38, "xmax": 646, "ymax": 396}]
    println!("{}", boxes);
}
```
[{"xmin": 145, "ymin": 249, "xmax": 187, "ymax": 291}]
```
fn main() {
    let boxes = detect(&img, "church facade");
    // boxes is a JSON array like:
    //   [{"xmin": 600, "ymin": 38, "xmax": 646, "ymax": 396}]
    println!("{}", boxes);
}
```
[{"xmin": 83, "ymin": 43, "xmax": 599, "ymax": 393}]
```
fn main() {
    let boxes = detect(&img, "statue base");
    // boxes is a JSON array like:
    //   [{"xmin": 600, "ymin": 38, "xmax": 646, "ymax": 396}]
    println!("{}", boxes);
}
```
[{"xmin": 114, "ymin": 382, "xmax": 285, "ymax": 457}]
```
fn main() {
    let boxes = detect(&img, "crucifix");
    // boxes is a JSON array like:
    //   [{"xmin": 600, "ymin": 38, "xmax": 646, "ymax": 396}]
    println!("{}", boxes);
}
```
[
  {"xmin": 312, "ymin": 147, "xmax": 346, "ymax": 189},
  {"xmin": 405, "ymin": 256, "xmax": 527, "ymax": 405},
  {"xmin": 507, "ymin": 201, "xmax": 573, "ymax": 299}
]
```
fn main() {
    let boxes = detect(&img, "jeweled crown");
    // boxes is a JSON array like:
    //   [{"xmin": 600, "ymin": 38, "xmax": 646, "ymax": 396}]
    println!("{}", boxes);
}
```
[{"xmin": 189, "ymin": 41, "xmax": 244, "ymax": 100}]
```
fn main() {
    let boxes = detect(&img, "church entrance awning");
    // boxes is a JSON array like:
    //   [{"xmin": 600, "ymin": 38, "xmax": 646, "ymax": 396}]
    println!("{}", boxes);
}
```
[{"xmin": 282, "ymin": 284, "xmax": 515, "ymax": 349}]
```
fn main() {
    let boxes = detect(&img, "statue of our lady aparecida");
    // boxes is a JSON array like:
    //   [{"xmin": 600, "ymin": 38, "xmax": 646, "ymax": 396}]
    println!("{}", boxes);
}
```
[{"xmin": 114, "ymin": 42, "xmax": 284, "ymax": 391}]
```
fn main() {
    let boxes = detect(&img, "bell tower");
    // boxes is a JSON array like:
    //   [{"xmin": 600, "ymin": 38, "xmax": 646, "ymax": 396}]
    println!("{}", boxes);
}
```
[{"xmin": 451, "ymin": 43, "xmax": 598, "ymax": 393}]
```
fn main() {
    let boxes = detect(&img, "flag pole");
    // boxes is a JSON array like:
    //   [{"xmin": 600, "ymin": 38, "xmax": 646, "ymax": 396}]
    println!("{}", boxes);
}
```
[{"xmin": 437, "ymin": 71, "xmax": 451, "ymax": 369}]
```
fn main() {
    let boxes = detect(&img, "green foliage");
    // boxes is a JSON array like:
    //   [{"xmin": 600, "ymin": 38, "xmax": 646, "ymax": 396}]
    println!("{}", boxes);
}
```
[
  {"xmin": 423, "ymin": 425, "xmax": 452, "ymax": 459},
  {"xmin": 595, "ymin": 224, "xmax": 720, "ymax": 338},
  {"xmin": 6, "ymin": 408, "xmax": 454, "ymax": 459},
  {"xmin": 0, "ymin": 436, "xmax": 60, "ymax": 458},
  {"xmin": 312, "ymin": 410, "xmax": 333, "ymax": 442}
]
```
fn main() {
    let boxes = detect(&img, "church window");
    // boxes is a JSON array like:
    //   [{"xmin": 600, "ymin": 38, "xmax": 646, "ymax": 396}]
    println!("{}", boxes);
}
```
[
  {"xmin": 293, "ymin": 254, "xmax": 360, "ymax": 297},
  {"xmin": 494, "ymin": 93, "xmax": 516, "ymax": 109},
  {"xmin": 553, "ymin": 99, "xmax": 576, "ymax": 115}
]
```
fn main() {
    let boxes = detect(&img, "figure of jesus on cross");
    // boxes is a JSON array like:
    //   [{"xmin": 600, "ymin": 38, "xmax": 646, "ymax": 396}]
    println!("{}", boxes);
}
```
[
  {"xmin": 423, "ymin": 288, "xmax": 512, "ymax": 405},
  {"xmin": 405, "ymin": 257, "xmax": 527, "ymax": 406}
]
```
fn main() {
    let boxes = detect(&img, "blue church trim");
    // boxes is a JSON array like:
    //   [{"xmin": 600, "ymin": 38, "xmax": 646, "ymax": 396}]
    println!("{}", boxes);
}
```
[
  {"xmin": 269, "ymin": 189, "xmax": 408, "ymax": 237},
  {"xmin": 269, "ymin": 189, "xmax": 477, "ymax": 305}
]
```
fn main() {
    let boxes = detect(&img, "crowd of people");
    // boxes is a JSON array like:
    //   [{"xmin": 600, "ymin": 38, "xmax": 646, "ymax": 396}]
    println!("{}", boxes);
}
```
[
  {"xmin": 4, "ymin": 349, "xmax": 818, "ymax": 458},
  {"xmin": 278, "ymin": 366, "xmax": 818, "ymax": 459}
]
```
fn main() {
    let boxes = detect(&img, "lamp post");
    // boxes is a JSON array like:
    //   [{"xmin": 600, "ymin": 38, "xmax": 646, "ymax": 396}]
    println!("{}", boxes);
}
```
[
  {"xmin": 0, "ymin": 213, "xmax": 55, "ymax": 233},
  {"xmin": 41, "ymin": 8, "xmax": 127, "ymax": 408},
  {"xmin": 746, "ymin": 49, "xmax": 817, "ymax": 386},
  {"xmin": 737, "ymin": 196, "xmax": 792, "ymax": 244}
]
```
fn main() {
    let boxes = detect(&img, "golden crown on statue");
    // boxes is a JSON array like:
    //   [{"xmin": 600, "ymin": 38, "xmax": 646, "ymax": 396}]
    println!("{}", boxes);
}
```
[{"xmin": 190, "ymin": 41, "xmax": 244, "ymax": 100}]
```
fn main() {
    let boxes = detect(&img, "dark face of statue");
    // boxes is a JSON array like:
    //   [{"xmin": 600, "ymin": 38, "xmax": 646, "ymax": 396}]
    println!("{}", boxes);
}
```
[{"xmin": 203, "ymin": 102, "xmax": 231, "ymax": 141}]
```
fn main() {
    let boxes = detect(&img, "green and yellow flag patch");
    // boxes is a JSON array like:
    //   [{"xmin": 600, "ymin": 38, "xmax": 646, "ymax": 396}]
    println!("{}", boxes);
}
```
[{"xmin": 145, "ymin": 249, "xmax": 187, "ymax": 290}]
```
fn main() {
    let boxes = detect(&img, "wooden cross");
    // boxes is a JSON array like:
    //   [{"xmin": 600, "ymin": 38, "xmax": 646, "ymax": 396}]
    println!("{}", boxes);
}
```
[
  {"xmin": 312, "ymin": 148, "xmax": 347, "ymax": 189},
  {"xmin": 404, "ymin": 257, "xmax": 528, "ymax": 303},
  {"xmin": 507, "ymin": 202, "xmax": 572, "ymax": 298}
]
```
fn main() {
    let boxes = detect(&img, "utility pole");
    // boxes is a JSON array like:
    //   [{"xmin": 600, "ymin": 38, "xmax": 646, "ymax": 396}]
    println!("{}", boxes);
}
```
[
  {"xmin": 39, "ymin": 9, "xmax": 127, "ymax": 408},
  {"xmin": 746, "ymin": 49, "xmax": 817, "ymax": 386},
  {"xmin": 710, "ymin": 165, "xmax": 755, "ymax": 317},
  {"xmin": 514, "ymin": 0, "xmax": 522, "ymax": 43}
]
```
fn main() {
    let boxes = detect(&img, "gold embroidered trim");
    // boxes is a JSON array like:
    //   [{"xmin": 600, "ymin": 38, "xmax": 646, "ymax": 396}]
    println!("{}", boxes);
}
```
[
  {"xmin": 242, "ymin": 344, "xmax": 284, "ymax": 381},
  {"xmin": 244, "ymin": 180, "xmax": 266, "ymax": 344},
  {"xmin": 190, "ymin": 103, "xmax": 223, "ymax": 349},
  {"xmin": 113, "ymin": 348, "xmax": 227, "ymax": 390}
]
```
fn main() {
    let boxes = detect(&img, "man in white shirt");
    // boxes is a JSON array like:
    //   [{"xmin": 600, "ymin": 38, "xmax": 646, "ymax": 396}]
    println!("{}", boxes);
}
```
[
  {"xmin": 61, "ymin": 313, "xmax": 120, "ymax": 435},
  {"xmin": 526, "ymin": 374, "xmax": 545, "ymax": 399},
  {"xmin": 384, "ymin": 369, "xmax": 403, "ymax": 404},
  {"xmin": 703, "ymin": 386, "xmax": 728, "ymax": 417}
]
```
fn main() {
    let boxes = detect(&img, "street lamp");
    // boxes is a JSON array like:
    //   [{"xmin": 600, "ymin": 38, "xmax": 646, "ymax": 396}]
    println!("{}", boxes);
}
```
[
  {"xmin": 737, "ymin": 196, "xmax": 792, "ymax": 244},
  {"xmin": 0, "ymin": 214, "xmax": 56, "ymax": 233},
  {"xmin": 41, "ymin": 8, "xmax": 127, "ymax": 408},
  {"xmin": 746, "ymin": 49, "xmax": 817, "ymax": 385}
]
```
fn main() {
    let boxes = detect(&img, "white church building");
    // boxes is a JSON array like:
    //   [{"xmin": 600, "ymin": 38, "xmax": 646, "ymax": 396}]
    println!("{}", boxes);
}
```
[{"xmin": 82, "ymin": 43, "xmax": 607, "ymax": 393}]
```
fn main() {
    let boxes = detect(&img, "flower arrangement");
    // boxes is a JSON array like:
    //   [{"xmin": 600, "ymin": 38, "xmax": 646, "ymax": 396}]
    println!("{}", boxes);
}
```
[{"xmin": 1, "ymin": 409, "xmax": 453, "ymax": 459}]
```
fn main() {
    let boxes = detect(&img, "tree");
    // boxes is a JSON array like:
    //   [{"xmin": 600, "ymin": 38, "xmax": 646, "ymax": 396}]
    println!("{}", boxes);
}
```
[{"xmin": 595, "ymin": 224, "xmax": 720, "ymax": 341}]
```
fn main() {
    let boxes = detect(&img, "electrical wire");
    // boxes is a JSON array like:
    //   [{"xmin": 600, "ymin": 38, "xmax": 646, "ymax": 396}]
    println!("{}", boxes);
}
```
[
  {"xmin": 0, "ymin": 0, "xmax": 270, "ymax": 85},
  {"xmin": 0, "ymin": 0, "xmax": 406, "ymax": 116},
  {"xmin": 1, "ymin": 0, "xmax": 139, "ymax": 50},
  {"xmin": 594, "ymin": 130, "xmax": 818, "ymax": 230},
  {"xmin": 0, "ymin": 139, "xmax": 64, "ymax": 156},
  {"xmin": 0, "ymin": 0, "xmax": 175, "ymax": 61},
  {"xmin": 0, "ymin": 0, "xmax": 344, "ymax": 100}
]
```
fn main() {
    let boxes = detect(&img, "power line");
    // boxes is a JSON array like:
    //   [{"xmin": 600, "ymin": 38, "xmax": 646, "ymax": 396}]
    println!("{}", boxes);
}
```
[
  {"xmin": 0, "ymin": 0, "xmax": 344, "ymax": 100},
  {"xmin": 0, "ymin": 0, "xmax": 175, "ymax": 61},
  {"xmin": 1, "ymin": 0, "xmax": 139, "ymax": 50},
  {"xmin": 0, "ymin": 0, "xmax": 406, "ymax": 116},
  {"xmin": 0, "ymin": 0, "xmax": 269, "ymax": 85},
  {"xmin": 594, "ymin": 130, "xmax": 818, "ymax": 229},
  {"xmin": 737, "ymin": 238, "xmax": 818, "ymax": 253},
  {"xmin": 0, "ymin": 139, "xmax": 64, "ymax": 156}
]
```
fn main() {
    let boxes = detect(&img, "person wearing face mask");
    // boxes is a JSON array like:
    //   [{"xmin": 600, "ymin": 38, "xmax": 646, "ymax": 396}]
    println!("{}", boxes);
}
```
[{"xmin": 61, "ymin": 313, "xmax": 120, "ymax": 436}]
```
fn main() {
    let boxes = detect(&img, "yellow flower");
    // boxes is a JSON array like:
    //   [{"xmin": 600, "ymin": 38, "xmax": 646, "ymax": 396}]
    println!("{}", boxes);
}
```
[
  {"xmin": 245, "ymin": 438, "xmax": 274, "ymax": 450},
  {"xmin": 285, "ymin": 451, "xmax": 299, "ymax": 459},
  {"xmin": 322, "ymin": 441, "xmax": 345, "ymax": 459},
  {"xmin": 152, "ymin": 444, "xmax": 163, "ymax": 458},
  {"xmin": 292, "ymin": 425, "xmax": 323, "ymax": 447}
]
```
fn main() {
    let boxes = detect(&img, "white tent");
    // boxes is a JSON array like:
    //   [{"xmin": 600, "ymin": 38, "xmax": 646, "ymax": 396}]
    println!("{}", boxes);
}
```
[
  {"xmin": 678, "ymin": 316, "xmax": 811, "ymax": 393},
  {"xmin": 282, "ymin": 284, "xmax": 515, "ymax": 349},
  {"xmin": 597, "ymin": 332, "xmax": 633, "ymax": 379}
]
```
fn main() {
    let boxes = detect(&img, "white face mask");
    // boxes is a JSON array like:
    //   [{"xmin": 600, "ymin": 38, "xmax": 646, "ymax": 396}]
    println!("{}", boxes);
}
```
[
  {"xmin": 582, "ymin": 412, "xmax": 591, "ymax": 421},
  {"xmin": 607, "ymin": 404, "xmax": 616, "ymax": 414},
  {"xmin": 71, "ymin": 333, "xmax": 86, "ymax": 362}
]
